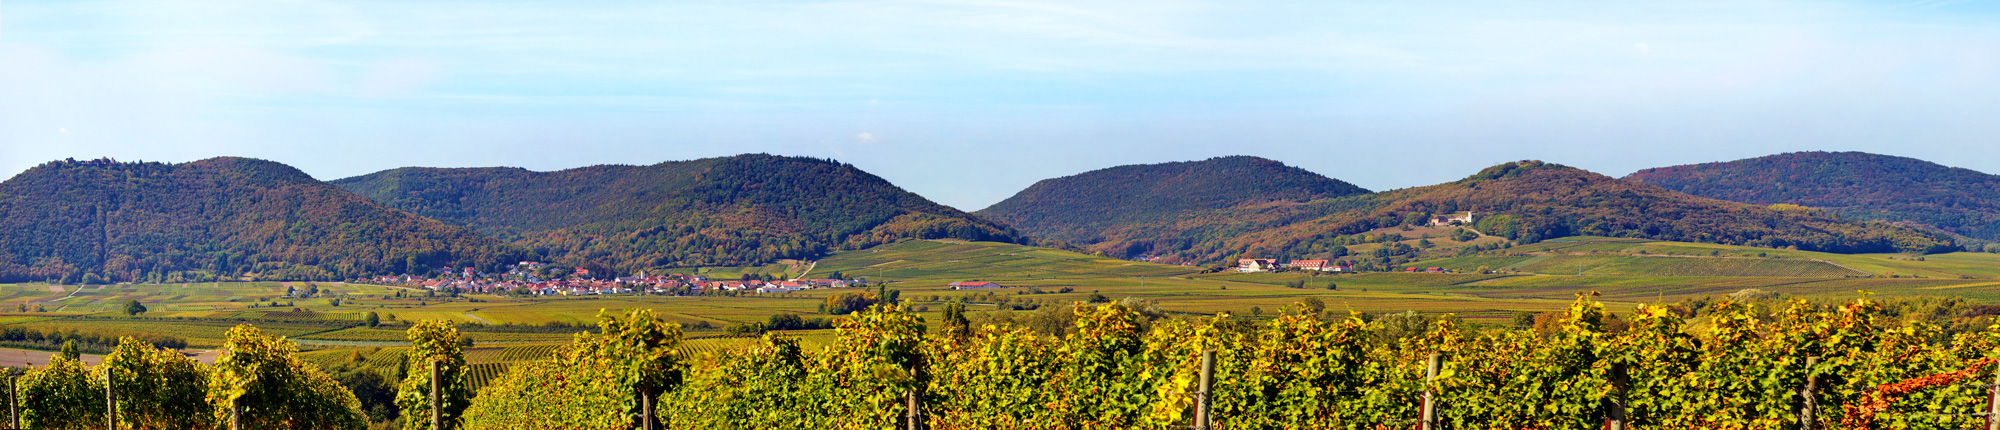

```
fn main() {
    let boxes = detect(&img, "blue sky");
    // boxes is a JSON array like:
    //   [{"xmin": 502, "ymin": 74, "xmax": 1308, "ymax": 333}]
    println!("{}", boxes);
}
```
[{"xmin": 4, "ymin": 0, "xmax": 1999, "ymax": 210}]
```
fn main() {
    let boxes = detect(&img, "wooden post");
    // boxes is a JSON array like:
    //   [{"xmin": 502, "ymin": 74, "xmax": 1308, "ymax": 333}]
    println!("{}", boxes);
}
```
[
  {"xmin": 230, "ymin": 401, "xmax": 240, "ymax": 430},
  {"xmin": 1195, "ymin": 350, "xmax": 1215, "ymax": 430},
  {"xmin": 430, "ymin": 361, "xmax": 442, "ymax": 430},
  {"xmin": 1986, "ymin": 362, "xmax": 1999, "ymax": 430},
  {"xmin": 905, "ymin": 389, "xmax": 920, "ymax": 430},
  {"xmin": 106, "ymin": 370, "xmax": 118, "ymax": 430},
  {"xmin": 643, "ymin": 385, "xmax": 656, "ymax": 430},
  {"xmin": 1607, "ymin": 363, "xmax": 1628, "ymax": 430},
  {"xmin": 1801, "ymin": 356, "xmax": 1818, "ymax": 430},
  {"xmin": 8, "ymin": 369, "xmax": 18, "ymax": 430},
  {"xmin": 1422, "ymin": 352, "xmax": 1440, "ymax": 430}
]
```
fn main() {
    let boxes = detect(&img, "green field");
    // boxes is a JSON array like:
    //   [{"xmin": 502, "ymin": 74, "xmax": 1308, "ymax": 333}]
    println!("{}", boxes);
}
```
[{"xmin": 5, "ymin": 237, "xmax": 1999, "ymax": 375}]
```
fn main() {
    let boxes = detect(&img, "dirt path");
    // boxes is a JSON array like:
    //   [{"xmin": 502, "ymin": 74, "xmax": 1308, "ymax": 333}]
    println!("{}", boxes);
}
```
[
  {"xmin": 0, "ymin": 347, "xmax": 101, "ymax": 367},
  {"xmin": 792, "ymin": 261, "xmax": 818, "ymax": 280}
]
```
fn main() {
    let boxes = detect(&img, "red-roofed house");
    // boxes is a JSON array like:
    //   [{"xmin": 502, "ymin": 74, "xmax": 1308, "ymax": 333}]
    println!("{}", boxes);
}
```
[
  {"xmin": 1287, "ymin": 260, "xmax": 1331, "ymax": 271},
  {"xmin": 1237, "ymin": 259, "xmax": 1276, "ymax": 273},
  {"xmin": 950, "ymin": 281, "xmax": 1006, "ymax": 290}
]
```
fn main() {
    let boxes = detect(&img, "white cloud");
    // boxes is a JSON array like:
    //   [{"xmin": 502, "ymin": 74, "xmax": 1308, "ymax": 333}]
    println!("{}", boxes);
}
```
[{"xmin": 856, "ymin": 132, "xmax": 879, "ymax": 143}]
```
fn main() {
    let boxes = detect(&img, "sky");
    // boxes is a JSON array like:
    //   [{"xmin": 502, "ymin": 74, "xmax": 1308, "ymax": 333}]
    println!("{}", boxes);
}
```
[{"xmin": 3, "ymin": 0, "xmax": 1999, "ymax": 211}]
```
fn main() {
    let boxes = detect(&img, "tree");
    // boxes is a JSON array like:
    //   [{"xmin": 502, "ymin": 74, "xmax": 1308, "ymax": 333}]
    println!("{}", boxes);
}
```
[
  {"xmin": 941, "ymin": 300, "xmax": 970, "ymax": 339},
  {"xmin": 824, "ymin": 292, "xmax": 879, "ymax": 315},
  {"xmin": 1512, "ymin": 311, "xmax": 1536, "ymax": 329},
  {"xmin": 365, "ymin": 312, "xmax": 381, "ymax": 328},
  {"xmin": 1298, "ymin": 297, "xmax": 1326, "ymax": 316},
  {"xmin": 122, "ymin": 299, "xmax": 148, "ymax": 316},
  {"xmin": 767, "ymin": 313, "xmax": 805, "ymax": 331}
]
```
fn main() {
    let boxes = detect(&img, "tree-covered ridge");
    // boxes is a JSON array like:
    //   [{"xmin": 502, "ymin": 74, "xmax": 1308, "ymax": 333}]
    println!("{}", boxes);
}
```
[
  {"xmin": 1074, "ymin": 161, "xmax": 1958, "ymax": 265},
  {"xmin": 977, "ymin": 155, "xmax": 1370, "ymax": 245},
  {"xmin": 0, "ymin": 157, "xmax": 530, "ymax": 283},
  {"xmin": 332, "ymin": 154, "xmax": 1020, "ymax": 274},
  {"xmin": 1626, "ymin": 151, "xmax": 2000, "ymax": 241}
]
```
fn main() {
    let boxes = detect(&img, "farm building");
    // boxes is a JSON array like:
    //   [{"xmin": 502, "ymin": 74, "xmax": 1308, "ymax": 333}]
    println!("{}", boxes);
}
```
[
  {"xmin": 949, "ymin": 281, "xmax": 1006, "ymax": 290},
  {"xmin": 1237, "ymin": 259, "xmax": 1277, "ymax": 273}
]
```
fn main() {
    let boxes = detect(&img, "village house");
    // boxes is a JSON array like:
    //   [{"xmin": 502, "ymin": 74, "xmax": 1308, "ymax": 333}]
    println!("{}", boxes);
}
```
[
  {"xmin": 1237, "ymin": 259, "xmax": 1276, "ymax": 273},
  {"xmin": 1286, "ymin": 260, "xmax": 1331, "ymax": 271},
  {"xmin": 1428, "ymin": 212, "xmax": 1475, "ymax": 227}
]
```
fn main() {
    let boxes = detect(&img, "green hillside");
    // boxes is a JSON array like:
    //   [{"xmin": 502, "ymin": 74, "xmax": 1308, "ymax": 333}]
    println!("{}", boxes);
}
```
[
  {"xmin": 977, "ymin": 156, "xmax": 1370, "ymax": 251},
  {"xmin": 0, "ymin": 158, "xmax": 528, "ymax": 283},
  {"xmin": 1038, "ymin": 160, "xmax": 1958, "ymax": 267},
  {"xmin": 790, "ymin": 239, "xmax": 2000, "ymax": 321},
  {"xmin": 1408, "ymin": 236, "xmax": 2000, "ymax": 279},
  {"xmin": 1628, "ymin": 151, "xmax": 2000, "ymax": 242},
  {"xmin": 331, "ymin": 154, "xmax": 1020, "ymax": 274}
]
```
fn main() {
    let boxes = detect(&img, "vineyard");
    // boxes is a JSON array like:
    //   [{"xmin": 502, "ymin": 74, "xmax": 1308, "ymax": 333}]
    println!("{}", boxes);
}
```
[
  {"xmin": 449, "ymin": 296, "xmax": 2000, "ymax": 429},
  {"xmin": 12, "ymin": 294, "xmax": 2000, "ymax": 429}
]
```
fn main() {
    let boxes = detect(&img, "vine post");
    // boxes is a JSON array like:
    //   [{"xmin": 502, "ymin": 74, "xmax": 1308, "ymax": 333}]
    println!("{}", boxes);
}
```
[
  {"xmin": 7, "ymin": 367, "xmax": 18, "ymax": 430},
  {"xmin": 1195, "ymin": 349, "xmax": 1214, "ymax": 430},
  {"xmin": 1607, "ymin": 362, "xmax": 1628, "ymax": 430},
  {"xmin": 1422, "ymin": 352, "xmax": 1439, "ymax": 430},
  {"xmin": 904, "ymin": 389, "xmax": 919, "ymax": 430},
  {"xmin": 431, "ymin": 360, "xmax": 442, "ymax": 430},
  {"xmin": 105, "ymin": 368, "xmax": 118, "ymax": 430},
  {"xmin": 1801, "ymin": 356, "xmax": 1818, "ymax": 429},
  {"xmin": 643, "ymin": 383, "xmax": 655, "ymax": 430},
  {"xmin": 229, "ymin": 399, "xmax": 240, "ymax": 430}
]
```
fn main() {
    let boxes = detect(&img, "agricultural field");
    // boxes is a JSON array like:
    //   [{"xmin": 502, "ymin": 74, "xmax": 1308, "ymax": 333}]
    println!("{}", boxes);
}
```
[{"xmin": 3, "ymin": 237, "xmax": 1999, "ymax": 376}]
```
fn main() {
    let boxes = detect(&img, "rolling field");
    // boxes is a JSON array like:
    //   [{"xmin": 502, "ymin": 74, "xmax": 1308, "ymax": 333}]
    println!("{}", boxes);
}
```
[{"xmin": 4, "ymin": 237, "xmax": 1999, "ymax": 379}]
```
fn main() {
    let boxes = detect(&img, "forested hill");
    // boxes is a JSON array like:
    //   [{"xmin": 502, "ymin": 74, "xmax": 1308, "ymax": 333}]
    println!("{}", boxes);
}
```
[
  {"xmin": 0, "ymin": 157, "xmax": 529, "ymax": 283},
  {"xmin": 332, "ymin": 154, "xmax": 1020, "ymax": 272},
  {"xmin": 1082, "ymin": 161, "xmax": 1959, "ymax": 265},
  {"xmin": 1626, "ymin": 151, "xmax": 2000, "ymax": 241},
  {"xmin": 976, "ymin": 156, "xmax": 1370, "ymax": 246}
]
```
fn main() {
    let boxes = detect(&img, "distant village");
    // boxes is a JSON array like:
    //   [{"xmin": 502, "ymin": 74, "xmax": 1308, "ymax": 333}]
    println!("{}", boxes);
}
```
[
  {"xmin": 1233, "ymin": 258, "xmax": 1456, "ymax": 274},
  {"xmin": 361, "ymin": 261, "xmax": 866, "ymax": 296}
]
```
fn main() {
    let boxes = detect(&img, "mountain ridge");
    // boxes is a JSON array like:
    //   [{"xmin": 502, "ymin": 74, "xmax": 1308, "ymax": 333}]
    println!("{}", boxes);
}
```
[
  {"xmin": 1626, "ymin": 151, "xmax": 2000, "ymax": 242},
  {"xmin": 0, "ymin": 157, "xmax": 530, "ymax": 283},
  {"xmin": 977, "ymin": 155, "xmax": 1371, "ymax": 246},
  {"xmin": 997, "ymin": 159, "xmax": 1958, "ymax": 266},
  {"xmin": 332, "ymin": 154, "xmax": 1022, "ymax": 274}
]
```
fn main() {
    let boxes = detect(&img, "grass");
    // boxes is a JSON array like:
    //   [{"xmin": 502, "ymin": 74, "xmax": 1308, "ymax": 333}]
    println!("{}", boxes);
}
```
[{"xmin": 8, "ymin": 237, "xmax": 2000, "ymax": 371}]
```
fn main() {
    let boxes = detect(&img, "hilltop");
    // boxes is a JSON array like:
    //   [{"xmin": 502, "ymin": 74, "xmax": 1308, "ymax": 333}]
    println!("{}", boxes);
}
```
[
  {"xmin": 1064, "ymin": 161, "xmax": 1958, "ymax": 267},
  {"xmin": 977, "ymin": 155, "xmax": 1369, "ymax": 249},
  {"xmin": 332, "ymin": 154, "xmax": 1020, "ymax": 274},
  {"xmin": 1626, "ymin": 151, "xmax": 2000, "ymax": 243},
  {"xmin": 0, "ymin": 157, "xmax": 527, "ymax": 283}
]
